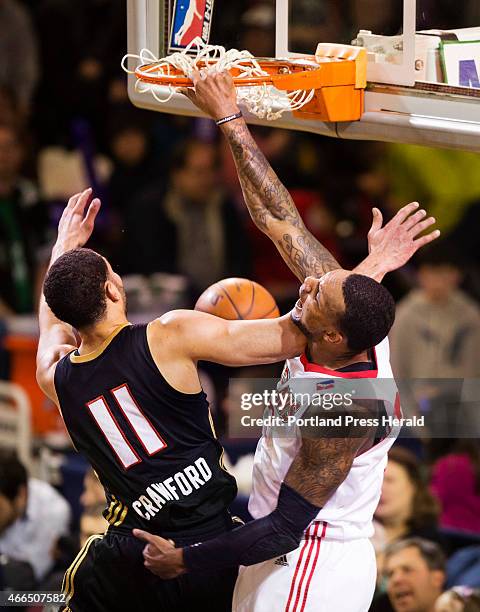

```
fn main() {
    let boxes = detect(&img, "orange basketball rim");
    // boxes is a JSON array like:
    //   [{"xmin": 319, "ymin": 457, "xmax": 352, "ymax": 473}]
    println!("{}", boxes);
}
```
[{"xmin": 134, "ymin": 44, "xmax": 368, "ymax": 123}]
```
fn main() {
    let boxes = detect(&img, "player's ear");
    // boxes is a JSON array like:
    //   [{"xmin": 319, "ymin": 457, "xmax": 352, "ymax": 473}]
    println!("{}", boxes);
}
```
[
  {"xmin": 105, "ymin": 280, "xmax": 121, "ymax": 302},
  {"xmin": 323, "ymin": 329, "xmax": 343, "ymax": 345}
]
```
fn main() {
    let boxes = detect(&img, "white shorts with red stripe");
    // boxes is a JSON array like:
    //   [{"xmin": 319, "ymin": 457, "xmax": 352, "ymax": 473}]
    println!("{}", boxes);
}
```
[{"xmin": 232, "ymin": 522, "xmax": 377, "ymax": 612}]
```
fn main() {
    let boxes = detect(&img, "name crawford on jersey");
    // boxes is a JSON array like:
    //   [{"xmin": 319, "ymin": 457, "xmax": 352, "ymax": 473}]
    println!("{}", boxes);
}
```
[{"xmin": 132, "ymin": 457, "xmax": 213, "ymax": 520}]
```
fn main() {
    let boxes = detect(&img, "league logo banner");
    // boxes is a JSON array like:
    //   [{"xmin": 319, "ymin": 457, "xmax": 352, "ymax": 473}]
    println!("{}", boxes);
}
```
[{"xmin": 169, "ymin": 0, "xmax": 215, "ymax": 53}]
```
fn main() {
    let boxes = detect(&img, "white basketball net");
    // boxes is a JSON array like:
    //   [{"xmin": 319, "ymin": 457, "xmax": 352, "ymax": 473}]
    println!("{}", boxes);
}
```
[{"xmin": 122, "ymin": 38, "xmax": 316, "ymax": 121}]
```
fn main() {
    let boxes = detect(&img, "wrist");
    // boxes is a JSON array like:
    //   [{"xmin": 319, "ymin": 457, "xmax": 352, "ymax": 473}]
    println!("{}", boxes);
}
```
[
  {"xmin": 218, "ymin": 109, "xmax": 243, "ymax": 127},
  {"xmin": 51, "ymin": 240, "xmax": 78, "ymax": 263},
  {"xmin": 354, "ymin": 252, "xmax": 387, "ymax": 283}
]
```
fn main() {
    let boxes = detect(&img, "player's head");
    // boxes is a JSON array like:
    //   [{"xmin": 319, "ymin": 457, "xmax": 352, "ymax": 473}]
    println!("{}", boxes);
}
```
[
  {"xmin": 0, "ymin": 451, "xmax": 28, "ymax": 534},
  {"xmin": 43, "ymin": 248, "xmax": 126, "ymax": 331},
  {"xmin": 384, "ymin": 538, "xmax": 445, "ymax": 612},
  {"xmin": 291, "ymin": 270, "xmax": 395, "ymax": 357}
]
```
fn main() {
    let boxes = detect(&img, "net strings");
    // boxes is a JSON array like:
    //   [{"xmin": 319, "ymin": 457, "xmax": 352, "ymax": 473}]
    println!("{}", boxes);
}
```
[{"xmin": 122, "ymin": 37, "xmax": 316, "ymax": 121}]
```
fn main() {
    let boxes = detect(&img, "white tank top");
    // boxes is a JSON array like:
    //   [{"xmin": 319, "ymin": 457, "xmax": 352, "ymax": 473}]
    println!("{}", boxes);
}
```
[{"xmin": 248, "ymin": 338, "xmax": 400, "ymax": 540}]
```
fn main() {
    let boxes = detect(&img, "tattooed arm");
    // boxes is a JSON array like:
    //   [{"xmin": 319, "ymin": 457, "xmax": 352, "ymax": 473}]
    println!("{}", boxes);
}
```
[
  {"xmin": 223, "ymin": 120, "xmax": 341, "ymax": 280},
  {"xmin": 184, "ymin": 73, "xmax": 339, "ymax": 280},
  {"xmin": 133, "ymin": 399, "xmax": 380, "ymax": 579},
  {"xmin": 183, "ymin": 72, "xmax": 440, "ymax": 282},
  {"xmin": 284, "ymin": 400, "xmax": 379, "ymax": 506}
]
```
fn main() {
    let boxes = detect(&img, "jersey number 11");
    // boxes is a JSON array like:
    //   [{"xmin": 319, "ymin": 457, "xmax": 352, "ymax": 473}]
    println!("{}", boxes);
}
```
[{"xmin": 87, "ymin": 384, "xmax": 167, "ymax": 469}]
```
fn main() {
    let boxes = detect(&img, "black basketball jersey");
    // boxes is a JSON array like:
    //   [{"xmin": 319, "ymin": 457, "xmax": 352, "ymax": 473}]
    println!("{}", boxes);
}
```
[{"xmin": 54, "ymin": 323, "xmax": 237, "ymax": 536}]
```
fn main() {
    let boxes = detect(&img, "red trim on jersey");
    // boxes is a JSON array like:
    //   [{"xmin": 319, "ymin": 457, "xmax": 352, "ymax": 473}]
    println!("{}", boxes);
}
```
[
  {"xmin": 299, "ymin": 521, "xmax": 327, "ymax": 612},
  {"xmin": 110, "ymin": 383, "xmax": 168, "ymax": 456},
  {"xmin": 299, "ymin": 349, "xmax": 378, "ymax": 378},
  {"xmin": 394, "ymin": 392, "xmax": 402, "ymax": 418},
  {"xmin": 86, "ymin": 395, "xmax": 141, "ymax": 470}
]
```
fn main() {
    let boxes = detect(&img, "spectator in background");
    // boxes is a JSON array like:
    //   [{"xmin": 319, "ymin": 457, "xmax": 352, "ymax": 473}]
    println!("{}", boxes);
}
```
[
  {"xmin": 0, "ymin": 123, "xmax": 50, "ymax": 314},
  {"xmin": 246, "ymin": 188, "xmax": 341, "ymax": 308},
  {"xmin": 0, "ymin": 451, "xmax": 70, "ymax": 583},
  {"xmin": 123, "ymin": 139, "xmax": 251, "ymax": 296},
  {"xmin": 436, "ymin": 587, "xmax": 480, "ymax": 612},
  {"xmin": 79, "ymin": 504, "xmax": 107, "ymax": 548},
  {"xmin": 375, "ymin": 447, "xmax": 442, "ymax": 548},
  {"xmin": 430, "ymin": 440, "xmax": 480, "ymax": 536},
  {"xmin": 391, "ymin": 242, "xmax": 480, "ymax": 380},
  {"xmin": 0, "ymin": 0, "xmax": 39, "ymax": 116},
  {"xmin": 107, "ymin": 118, "xmax": 160, "ymax": 218},
  {"xmin": 240, "ymin": 3, "xmax": 276, "ymax": 57},
  {"xmin": 382, "ymin": 538, "xmax": 446, "ymax": 612},
  {"xmin": 0, "ymin": 86, "xmax": 21, "ymax": 128},
  {"xmin": 80, "ymin": 468, "xmax": 106, "ymax": 511}
]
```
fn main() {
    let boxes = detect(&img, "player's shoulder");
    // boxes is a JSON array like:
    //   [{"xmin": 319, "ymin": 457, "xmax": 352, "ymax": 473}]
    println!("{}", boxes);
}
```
[
  {"xmin": 150, "ymin": 309, "xmax": 200, "ymax": 335},
  {"xmin": 148, "ymin": 310, "xmax": 206, "ymax": 354}
]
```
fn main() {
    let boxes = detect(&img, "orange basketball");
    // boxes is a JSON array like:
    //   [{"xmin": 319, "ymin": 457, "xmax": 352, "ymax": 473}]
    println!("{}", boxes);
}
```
[{"xmin": 195, "ymin": 278, "xmax": 280, "ymax": 320}]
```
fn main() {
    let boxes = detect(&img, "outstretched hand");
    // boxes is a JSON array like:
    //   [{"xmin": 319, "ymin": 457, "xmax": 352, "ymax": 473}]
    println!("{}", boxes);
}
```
[
  {"xmin": 55, "ymin": 188, "xmax": 101, "ymax": 252},
  {"xmin": 133, "ymin": 529, "xmax": 186, "ymax": 579},
  {"xmin": 367, "ymin": 202, "xmax": 440, "ymax": 273},
  {"xmin": 181, "ymin": 71, "xmax": 240, "ymax": 121}
]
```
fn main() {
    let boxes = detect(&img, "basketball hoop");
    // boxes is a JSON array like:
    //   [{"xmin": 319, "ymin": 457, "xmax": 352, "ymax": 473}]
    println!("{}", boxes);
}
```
[{"xmin": 122, "ymin": 39, "xmax": 367, "ymax": 122}]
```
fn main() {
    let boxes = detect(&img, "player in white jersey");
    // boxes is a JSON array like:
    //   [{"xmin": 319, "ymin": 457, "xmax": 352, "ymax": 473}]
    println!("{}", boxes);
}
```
[
  {"xmin": 239, "ymin": 336, "xmax": 400, "ymax": 612},
  {"xmin": 133, "ymin": 73, "xmax": 440, "ymax": 612}
]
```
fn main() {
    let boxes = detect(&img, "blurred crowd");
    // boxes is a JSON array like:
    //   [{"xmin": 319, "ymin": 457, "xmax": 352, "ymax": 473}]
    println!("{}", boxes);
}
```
[{"xmin": 0, "ymin": 1, "xmax": 480, "ymax": 610}]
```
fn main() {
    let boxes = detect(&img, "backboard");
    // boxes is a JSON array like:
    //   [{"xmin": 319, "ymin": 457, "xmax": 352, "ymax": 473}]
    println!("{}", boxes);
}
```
[{"xmin": 126, "ymin": 0, "xmax": 480, "ymax": 152}]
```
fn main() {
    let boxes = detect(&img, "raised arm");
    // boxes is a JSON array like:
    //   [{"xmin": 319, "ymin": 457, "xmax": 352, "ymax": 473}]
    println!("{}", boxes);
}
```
[
  {"xmin": 36, "ymin": 189, "xmax": 101, "ymax": 403},
  {"xmin": 183, "ymin": 72, "xmax": 440, "ymax": 282},
  {"xmin": 184, "ymin": 72, "xmax": 339, "ymax": 281}
]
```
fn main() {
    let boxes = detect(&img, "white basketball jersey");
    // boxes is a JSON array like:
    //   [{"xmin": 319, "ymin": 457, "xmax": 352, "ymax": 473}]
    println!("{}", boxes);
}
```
[{"xmin": 249, "ymin": 338, "xmax": 400, "ymax": 541}]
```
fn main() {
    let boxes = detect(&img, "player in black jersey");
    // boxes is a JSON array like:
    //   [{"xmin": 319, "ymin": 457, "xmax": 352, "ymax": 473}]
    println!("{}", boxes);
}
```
[{"xmin": 36, "ymin": 189, "xmax": 307, "ymax": 612}]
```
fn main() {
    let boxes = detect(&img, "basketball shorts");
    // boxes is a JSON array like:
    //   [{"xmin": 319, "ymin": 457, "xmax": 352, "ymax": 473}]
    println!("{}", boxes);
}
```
[
  {"xmin": 232, "ymin": 521, "xmax": 377, "ymax": 612},
  {"xmin": 61, "ymin": 519, "xmax": 238, "ymax": 612}
]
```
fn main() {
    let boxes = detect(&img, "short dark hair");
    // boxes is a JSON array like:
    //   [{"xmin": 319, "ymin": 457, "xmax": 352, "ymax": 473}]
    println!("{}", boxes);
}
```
[
  {"xmin": 339, "ymin": 274, "xmax": 395, "ymax": 353},
  {"xmin": 0, "ymin": 451, "xmax": 27, "ymax": 501},
  {"xmin": 43, "ymin": 248, "xmax": 108, "ymax": 329},
  {"xmin": 385, "ymin": 537, "xmax": 446, "ymax": 573}
]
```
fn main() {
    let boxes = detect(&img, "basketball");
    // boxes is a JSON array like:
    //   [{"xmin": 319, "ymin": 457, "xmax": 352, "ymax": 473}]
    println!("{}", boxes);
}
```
[{"xmin": 195, "ymin": 278, "xmax": 280, "ymax": 320}]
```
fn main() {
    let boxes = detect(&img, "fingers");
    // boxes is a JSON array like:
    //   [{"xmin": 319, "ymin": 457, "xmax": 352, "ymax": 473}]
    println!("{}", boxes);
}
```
[
  {"xmin": 182, "ymin": 87, "xmax": 199, "ymax": 106},
  {"xmin": 369, "ymin": 207, "xmax": 383, "ymax": 234},
  {"xmin": 72, "ymin": 188, "xmax": 93, "ymax": 215},
  {"xmin": 391, "ymin": 201, "xmax": 420, "ymax": 225},
  {"xmin": 408, "ymin": 216, "xmax": 436, "ymax": 237},
  {"xmin": 132, "ymin": 528, "xmax": 158, "ymax": 545},
  {"xmin": 66, "ymin": 192, "xmax": 83, "ymax": 210},
  {"xmin": 143, "ymin": 548, "xmax": 159, "ymax": 563},
  {"xmin": 82, "ymin": 198, "xmax": 101, "ymax": 229},
  {"xmin": 403, "ymin": 208, "xmax": 427, "ymax": 231},
  {"xmin": 413, "ymin": 229, "xmax": 441, "ymax": 249},
  {"xmin": 191, "ymin": 69, "xmax": 202, "ymax": 86}
]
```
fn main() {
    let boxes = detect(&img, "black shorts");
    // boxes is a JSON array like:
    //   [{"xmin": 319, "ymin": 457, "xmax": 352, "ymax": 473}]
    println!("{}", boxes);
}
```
[{"xmin": 61, "ymin": 518, "xmax": 239, "ymax": 612}]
